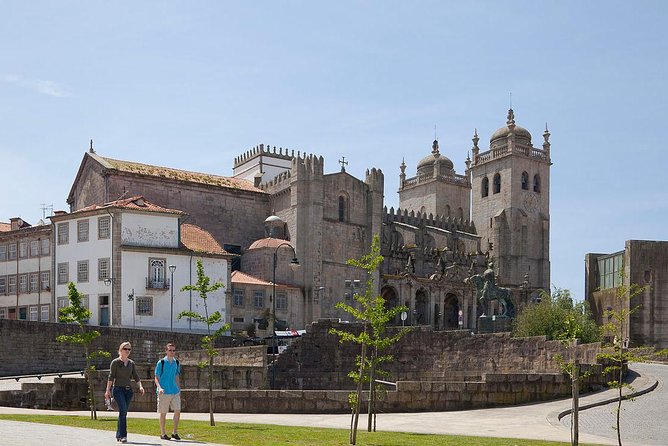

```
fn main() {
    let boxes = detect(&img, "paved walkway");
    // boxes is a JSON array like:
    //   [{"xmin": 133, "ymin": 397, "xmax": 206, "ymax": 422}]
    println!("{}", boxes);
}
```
[{"xmin": 0, "ymin": 363, "xmax": 662, "ymax": 446}]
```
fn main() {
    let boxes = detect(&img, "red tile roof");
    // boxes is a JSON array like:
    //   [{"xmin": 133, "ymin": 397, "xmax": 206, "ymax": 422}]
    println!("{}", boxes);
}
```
[
  {"xmin": 231, "ymin": 270, "xmax": 273, "ymax": 286},
  {"xmin": 75, "ymin": 196, "xmax": 184, "ymax": 215},
  {"xmin": 0, "ymin": 222, "xmax": 10, "ymax": 232},
  {"xmin": 180, "ymin": 223, "xmax": 229, "ymax": 255},
  {"xmin": 101, "ymin": 156, "xmax": 265, "ymax": 193}
]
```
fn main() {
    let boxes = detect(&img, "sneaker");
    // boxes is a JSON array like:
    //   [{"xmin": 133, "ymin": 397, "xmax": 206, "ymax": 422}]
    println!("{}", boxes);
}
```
[
  {"xmin": 120, "ymin": 439, "xmax": 127, "ymax": 444},
  {"xmin": 160, "ymin": 434, "xmax": 170, "ymax": 440},
  {"xmin": 172, "ymin": 433, "xmax": 181, "ymax": 440}
]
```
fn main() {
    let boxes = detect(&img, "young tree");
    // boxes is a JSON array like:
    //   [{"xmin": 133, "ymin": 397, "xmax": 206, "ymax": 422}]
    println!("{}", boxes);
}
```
[
  {"xmin": 177, "ymin": 259, "xmax": 230, "ymax": 426},
  {"xmin": 512, "ymin": 288, "xmax": 601, "ymax": 344},
  {"xmin": 56, "ymin": 282, "xmax": 110, "ymax": 420},
  {"xmin": 597, "ymin": 275, "xmax": 647, "ymax": 446},
  {"xmin": 329, "ymin": 235, "xmax": 410, "ymax": 444}
]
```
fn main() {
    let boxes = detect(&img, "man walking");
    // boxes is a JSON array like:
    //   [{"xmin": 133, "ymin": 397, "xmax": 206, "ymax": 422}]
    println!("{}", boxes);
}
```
[{"xmin": 155, "ymin": 342, "xmax": 181, "ymax": 440}]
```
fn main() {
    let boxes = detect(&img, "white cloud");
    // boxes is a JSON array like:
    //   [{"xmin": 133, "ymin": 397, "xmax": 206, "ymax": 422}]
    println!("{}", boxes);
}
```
[{"xmin": 0, "ymin": 74, "xmax": 70, "ymax": 97}]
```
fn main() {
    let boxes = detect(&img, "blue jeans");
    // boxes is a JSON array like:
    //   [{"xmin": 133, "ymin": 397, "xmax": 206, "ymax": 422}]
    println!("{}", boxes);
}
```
[{"xmin": 112, "ymin": 386, "xmax": 134, "ymax": 439}]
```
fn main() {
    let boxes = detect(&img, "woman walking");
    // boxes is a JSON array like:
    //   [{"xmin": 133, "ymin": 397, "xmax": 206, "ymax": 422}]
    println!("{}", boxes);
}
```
[{"xmin": 104, "ymin": 341, "xmax": 145, "ymax": 443}]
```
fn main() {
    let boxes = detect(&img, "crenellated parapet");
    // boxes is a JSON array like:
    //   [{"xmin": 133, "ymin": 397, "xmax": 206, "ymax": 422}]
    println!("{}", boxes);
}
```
[
  {"xmin": 365, "ymin": 167, "xmax": 384, "ymax": 190},
  {"xmin": 291, "ymin": 153, "xmax": 324, "ymax": 179},
  {"xmin": 233, "ymin": 143, "xmax": 294, "ymax": 168},
  {"xmin": 259, "ymin": 170, "xmax": 292, "ymax": 194},
  {"xmin": 383, "ymin": 206, "xmax": 476, "ymax": 234}
]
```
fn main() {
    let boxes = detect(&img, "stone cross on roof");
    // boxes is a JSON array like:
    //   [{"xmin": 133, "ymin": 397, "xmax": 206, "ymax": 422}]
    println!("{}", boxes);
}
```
[{"xmin": 339, "ymin": 156, "xmax": 348, "ymax": 172}]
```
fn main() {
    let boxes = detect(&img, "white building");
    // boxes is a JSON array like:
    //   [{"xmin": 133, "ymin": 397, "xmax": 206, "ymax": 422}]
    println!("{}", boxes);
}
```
[
  {"xmin": 50, "ymin": 196, "xmax": 233, "ymax": 330},
  {"xmin": 0, "ymin": 218, "xmax": 52, "ymax": 321}
]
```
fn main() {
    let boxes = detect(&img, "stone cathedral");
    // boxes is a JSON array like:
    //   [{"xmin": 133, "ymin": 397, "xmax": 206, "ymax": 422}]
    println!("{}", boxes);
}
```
[{"xmin": 68, "ymin": 108, "xmax": 551, "ymax": 333}]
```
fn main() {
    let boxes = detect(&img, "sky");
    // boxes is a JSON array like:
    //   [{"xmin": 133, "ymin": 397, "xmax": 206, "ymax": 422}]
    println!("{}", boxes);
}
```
[{"xmin": 1, "ymin": 1, "xmax": 666, "ymax": 301}]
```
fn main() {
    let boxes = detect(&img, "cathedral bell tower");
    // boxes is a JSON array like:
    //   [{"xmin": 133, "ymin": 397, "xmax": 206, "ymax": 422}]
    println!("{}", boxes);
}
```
[{"xmin": 470, "ymin": 109, "xmax": 551, "ymax": 291}]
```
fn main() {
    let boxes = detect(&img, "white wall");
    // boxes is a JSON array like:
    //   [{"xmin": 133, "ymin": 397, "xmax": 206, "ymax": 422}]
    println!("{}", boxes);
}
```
[
  {"xmin": 121, "ymin": 213, "xmax": 179, "ymax": 248},
  {"xmin": 121, "ymin": 252, "xmax": 228, "ymax": 331}
]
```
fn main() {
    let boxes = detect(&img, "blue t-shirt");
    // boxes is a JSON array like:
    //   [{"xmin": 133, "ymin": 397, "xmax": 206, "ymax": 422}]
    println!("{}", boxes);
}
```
[{"xmin": 155, "ymin": 357, "xmax": 180, "ymax": 395}]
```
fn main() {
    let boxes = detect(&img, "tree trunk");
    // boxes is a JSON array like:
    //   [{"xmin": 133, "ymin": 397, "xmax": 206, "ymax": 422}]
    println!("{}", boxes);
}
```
[
  {"xmin": 209, "ymin": 356, "xmax": 215, "ymax": 426},
  {"xmin": 351, "ymin": 341, "xmax": 366, "ymax": 445},
  {"xmin": 572, "ymin": 359, "xmax": 579, "ymax": 445},
  {"xmin": 367, "ymin": 348, "xmax": 377, "ymax": 432}
]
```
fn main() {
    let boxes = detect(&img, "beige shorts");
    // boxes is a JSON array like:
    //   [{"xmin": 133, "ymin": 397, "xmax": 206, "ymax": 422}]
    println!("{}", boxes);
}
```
[{"xmin": 157, "ymin": 392, "xmax": 181, "ymax": 413}]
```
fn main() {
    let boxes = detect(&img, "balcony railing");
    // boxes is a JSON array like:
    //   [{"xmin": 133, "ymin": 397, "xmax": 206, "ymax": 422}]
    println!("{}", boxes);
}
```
[{"xmin": 146, "ymin": 278, "xmax": 170, "ymax": 290}]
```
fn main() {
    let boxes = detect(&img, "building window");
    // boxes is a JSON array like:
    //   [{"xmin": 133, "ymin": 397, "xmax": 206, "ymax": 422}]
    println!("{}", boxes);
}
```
[
  {"xmin": 98, "ymin": 258, "xmax": 110, "ymax": 281},
  {"xmin": 77, "ymin": 260, "xmax": 89, "ymax": 282},
  {"xmin": 8, "ymin": 243, "xmax": 17, "ymax": 260},
  {"xmin": 136, "ymin": 296, "xmax": 153, "ymax": 316},
  {"xmin": 57, "ymin": 223, "xmax": 69, "ymax": 245},
  {"xmin": 233, "ymin": 289, "xmax": 244, "ymax": 307},
  {"xmin": 0, "ymin": 276, "xmax": 5, "ymax": 294},
  {"xmin": 0, "ymin": 307, "xmax": 6, "ymax": 319},
  {"xmin": 233, "ymin": 317, "xmax": 244, "ymax": 323},
  {"xmin": 481, "ymin": 177, "xmax": 489, "ymax": 197},
  {"xmin": 521, "ymin": 171, "xmax": 529, "ymax": 190},
  {"xmin": 276, "ymin": 292, "xmax": 288, "ymax": 310},
  {"xmin": 598, "ymin": 253, "xmax": 623, "ymax": 290},
  {"xmin": 493, "ymin": 173, "xmax": 501, "ymax": 194},
  {"xmin": 30, "ymin": 240, "xmax": 39, "ymax": 257},
  {"xmin": 29, "ymin": 305, "xmax": 39, "ymax": 321},
  {"xmin": 57, "ymin": 263, "xmax": 69, "ymax": 284},
  {"xmin": 253, "ymin": 290, "xmax": 265, "ymax": 308},
  {"xmin": 148, "ymin": 258, "xmax": 166, "ymax": 288},
  {"xmin": 77, "ymin": 220, "xmax": 89, "ymax": 242},
  {"xmin": 338, "ymin": 195, "xmax": 348, "ymax": 222},
  {"xmin": 18, "ymin": 307, "xmax": 27, "ymax": 320},
  {"xmin": 0, "ymin": 245, "xmax": 5, "ymax": 261},
  {"xmin": 98, "ymin": 216, "xmax": 110, "ymax": 239},
  {"xmin": 19, "ymin": 274, "xmax": 28, "ymax": 293},
  {"xmin": 19, "ymin": 241, "xmax": 28, "ymax": 258},
  {"xmin": 533, "ymin": 174, "xmax": 541, "ymax": 193},
  {"xmin": 57, "ymin": 297, "xmax": 69, "ymax": 315},
  {"xmin": 40, "ymin": 304, "xmax": 50, "ymax": 321},
  {"xmin": 29, "ymin": 273, "xmax": 38, "ymax": 292},
  {"xmin": 41, "ymin": 272, "xmax": 50, "ymax": 291},
  {"xmin": 41, "ymin": 238, "xmax": 50, "ymax": 255},
  {"xmin": 8, "ymin": 276, "xmax": 16, "ymax": 293}
]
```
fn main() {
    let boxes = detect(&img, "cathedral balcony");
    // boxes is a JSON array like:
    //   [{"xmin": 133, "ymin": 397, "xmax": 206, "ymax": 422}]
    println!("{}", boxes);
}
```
[{"xmin": 402, "ymin": 172, "xmax": 470, "ymax": 189}]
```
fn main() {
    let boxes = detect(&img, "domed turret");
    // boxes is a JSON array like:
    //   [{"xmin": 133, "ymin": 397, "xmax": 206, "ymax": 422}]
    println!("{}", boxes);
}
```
[
  {"xmin": 490, "ymin": 109, "xmax": 532, "ymax": 149},
  {"xmin": 416, "ymin": 140, "xmax": 454, "ymax": 176}
]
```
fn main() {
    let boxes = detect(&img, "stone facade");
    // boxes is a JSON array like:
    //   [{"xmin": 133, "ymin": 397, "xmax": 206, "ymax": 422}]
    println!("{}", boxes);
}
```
[{"xmin": 586, "ymin": 240, "xmax": 668, "ymax": 348}]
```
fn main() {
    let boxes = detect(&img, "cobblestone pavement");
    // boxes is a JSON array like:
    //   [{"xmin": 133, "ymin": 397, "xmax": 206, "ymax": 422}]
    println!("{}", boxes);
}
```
[{"xmin": 562, "ymin": 362, "xmax": 667, "ymax": 446}]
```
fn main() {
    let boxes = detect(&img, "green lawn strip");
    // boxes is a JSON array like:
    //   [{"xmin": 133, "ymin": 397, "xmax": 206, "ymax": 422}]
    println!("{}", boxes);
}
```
[{"xmin": 0, "ymin": 414, "xmax": 602, "ymax": 446}]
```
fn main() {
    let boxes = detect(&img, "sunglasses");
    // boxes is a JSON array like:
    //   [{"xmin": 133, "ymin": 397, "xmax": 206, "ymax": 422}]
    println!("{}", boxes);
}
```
[{"xmin": 122, "ymin": 348, "xmax": 132, "ymax": 351}]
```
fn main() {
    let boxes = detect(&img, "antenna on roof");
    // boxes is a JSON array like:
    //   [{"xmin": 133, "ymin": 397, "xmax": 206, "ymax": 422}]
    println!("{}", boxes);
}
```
[{"xmin": 40, "ymin": 204, "xmax": 53, "ymax": 219}]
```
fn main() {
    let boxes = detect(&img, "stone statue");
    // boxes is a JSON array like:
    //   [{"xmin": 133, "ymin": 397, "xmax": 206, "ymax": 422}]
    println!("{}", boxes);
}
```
[{"xmin": 465, "ymin": 262, "xmax": 513, "ymax": 317}]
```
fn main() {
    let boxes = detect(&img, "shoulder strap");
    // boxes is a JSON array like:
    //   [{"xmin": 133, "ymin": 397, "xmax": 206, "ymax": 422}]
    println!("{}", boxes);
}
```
[{"xmin": 157, "ymin": 358, "xmax": 165, "ymax": 377}]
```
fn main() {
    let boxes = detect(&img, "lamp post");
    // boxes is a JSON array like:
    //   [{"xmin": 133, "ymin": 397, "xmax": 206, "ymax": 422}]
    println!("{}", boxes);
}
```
[
  {"xmin": 127, "ymin": 289, "xmax": 135, "ymax": 329},
  {"xmin": 169, "ymin": 264, "xmax": 176, "ymax": 331},
  {"xmin": 103, "ymin": 277, "xmax": 113, "ymax": 327},
  {"xmin": 271, "ymin": 242, "xmax": 299, "ymax": 390}
]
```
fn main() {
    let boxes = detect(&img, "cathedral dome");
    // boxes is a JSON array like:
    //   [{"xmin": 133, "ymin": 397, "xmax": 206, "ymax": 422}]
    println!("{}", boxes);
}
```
[
  {"xmin": 416, "ymin": 140, "xmax": 454, "ymax": 175},
  {"xmin": 248, "ymin": 237, "xmax": 294, "ymax": 250},
  {"xmin": 490, "ymin": 109, "xmax": 532, "ymax": 147}
]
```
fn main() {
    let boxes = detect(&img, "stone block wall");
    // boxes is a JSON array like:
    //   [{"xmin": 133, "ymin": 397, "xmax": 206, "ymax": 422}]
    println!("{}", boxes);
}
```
[{"xmin": 0, "ymin": 319, "xmax": 232, "ymax": 377}]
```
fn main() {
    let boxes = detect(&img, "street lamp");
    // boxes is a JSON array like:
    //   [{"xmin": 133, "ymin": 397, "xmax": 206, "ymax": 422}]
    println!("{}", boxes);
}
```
[
  {"xmin": 169, "ymin": 264, "xmax": 176, "ymax": 331},
  {"xmin": 127, "ymin": 289, "xmax": 135, "ymax": 329},
  {"xmin": 271, "ymin": 242, "xmax": 299, "ymax": 390},
  {"xmin": 103, "ymin": 277, "xmax": 113, "ymax": 326}
]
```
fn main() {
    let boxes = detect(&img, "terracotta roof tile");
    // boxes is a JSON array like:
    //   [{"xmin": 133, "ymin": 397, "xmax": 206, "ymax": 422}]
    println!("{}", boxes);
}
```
[
  {"xmin": 101, "ymin": 156, "xmax": 266, "ymax": 193},
  {"xmin": 231, "ymin": 270, "xmax": 273, "ymax": 286},
  {"xmin": 0, "ymin": 222, "xmax": 10, "ymax": 232},
  {"xmin": 75, "ymin": 196, "xmax": 184, "ymax": 215},
  {"xmin": 180, "ymin": 223, "xmax": 229, "ymax": 255}
]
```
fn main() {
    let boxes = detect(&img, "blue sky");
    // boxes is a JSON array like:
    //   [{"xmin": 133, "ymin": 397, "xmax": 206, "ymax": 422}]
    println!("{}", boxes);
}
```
[{"xmin": 1, "ymin": 1, "xmax": 666, "ymax": 300}]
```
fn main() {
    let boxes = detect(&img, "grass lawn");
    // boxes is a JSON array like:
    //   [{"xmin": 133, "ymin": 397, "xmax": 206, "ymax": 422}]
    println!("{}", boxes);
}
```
[{"xmin": 0, "ymin": 414, "xmax": 604, "ymax": 446}]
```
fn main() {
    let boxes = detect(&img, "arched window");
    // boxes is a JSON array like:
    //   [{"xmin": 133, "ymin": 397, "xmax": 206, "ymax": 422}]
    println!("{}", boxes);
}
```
[
  {"xmin": 533, "ymin": 174, "xmax": 541, "ymax": 193},
  {"xmin": 493, "ymin": 173, "xmax": 501, "ymax": 194},
  {"xmin": 481, "ymin": 177, "xmax": 489, "ymax": 197},
  {"xmin": 338, "ymin": 196, "xmax": 346, "ymax": 222},
  {"xmin": 521, "ymin": 171, "xmax": 529, "ymax": 190}
]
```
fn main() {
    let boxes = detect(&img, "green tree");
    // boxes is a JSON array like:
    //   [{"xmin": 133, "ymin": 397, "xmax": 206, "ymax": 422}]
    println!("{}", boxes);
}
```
[
  {"xmin": 512, "ymin": 288, "xmax": 601, "ymax": 344},
  {"xmin": 56, "ymin": 282, "xmax": 110, "ymax": 420},
  {"xmin": 597, "ymin": 275, "xmax": 647, "ymax": 446},
  {"xmin": 177, "ymin": 259, "xmax": 230, "ymax": 426},
  {"xmin": 329, "ymin": 235, "xmax": 410, "ymax": 445}
]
